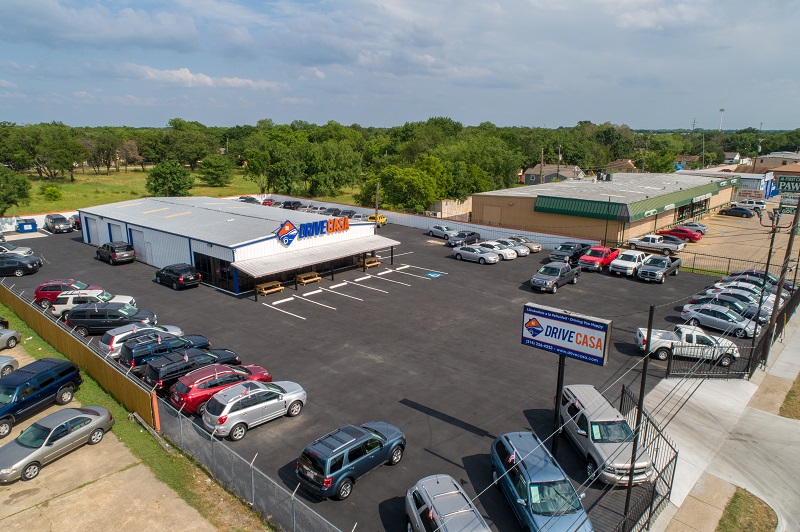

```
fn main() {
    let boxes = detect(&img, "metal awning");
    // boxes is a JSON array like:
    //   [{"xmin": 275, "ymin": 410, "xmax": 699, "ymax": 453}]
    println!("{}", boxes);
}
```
[{"xmin": 231, "ymin": 235, "xmax": 401, "ymax": 278}]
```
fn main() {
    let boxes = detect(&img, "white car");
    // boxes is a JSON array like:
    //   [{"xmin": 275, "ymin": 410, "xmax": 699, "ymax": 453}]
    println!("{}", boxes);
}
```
[
  {"xmin": 452, "ymin": 245, "xmax": 500, "ymax": 264},
  {"xmin": 477, "ymin": 241, "xmax": 517, "ymax": 260},
  {"xmin": 98, "ymin": 323, "xmax": 184, "ymax": 357},
  {"xmin": 732, "ymin": 199, "xmax": 766, "ymax": 211},
  {"xmin": 495, "ymin": 238, "xmax": 531, "ymax": 256},
  {"xmin": 350, "ymin": 213, "xmax": 370, "ymax": 221},
  {"xmin": 0, "ymin": 243, "xmax": 33, "ymax": 256},
  {"xmin": 428, "ymin": 225, "xmax": 460, "ymax": 240},
  {"xmin": 508, "ymin": 235, "xmax": 542, "ymax": 252},
  {"xmin": 50, "ymin": 290, "xmax": 136, "ymax": 319},
  {"xmin": 309, "ymin": 206, "xmax": 327, "ymax": 215}
]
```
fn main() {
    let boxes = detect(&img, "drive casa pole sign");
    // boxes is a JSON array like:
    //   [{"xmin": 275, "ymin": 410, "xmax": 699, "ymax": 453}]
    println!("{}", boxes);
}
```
[{"xmin": 521, "ymin": 303, "xmax": 612, "ymax": 366}]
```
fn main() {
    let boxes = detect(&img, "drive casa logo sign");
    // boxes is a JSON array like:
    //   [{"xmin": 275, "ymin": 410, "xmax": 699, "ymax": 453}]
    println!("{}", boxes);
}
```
[
  {"xmin": 277, "ymin": 217, "xmax": 350, "ymax": 246},
  {"xmin": 521, "ymin": 303, "xmax": 612, "ymax": 367}
]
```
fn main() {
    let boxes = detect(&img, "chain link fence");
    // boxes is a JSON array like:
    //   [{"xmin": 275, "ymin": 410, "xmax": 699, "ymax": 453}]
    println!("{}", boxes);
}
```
[{"xmin": 156, "ymin": 398, "xmax": 342, "ymax": 532}]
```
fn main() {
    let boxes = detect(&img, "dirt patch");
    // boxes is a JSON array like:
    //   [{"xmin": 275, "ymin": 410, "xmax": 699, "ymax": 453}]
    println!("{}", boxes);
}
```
[{"xmin": 779, "ymin": 371, "xmax": 800, "ymax": 419}]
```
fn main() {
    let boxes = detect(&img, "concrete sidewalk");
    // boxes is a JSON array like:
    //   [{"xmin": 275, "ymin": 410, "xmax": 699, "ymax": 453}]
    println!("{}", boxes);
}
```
[{"xmin": 648, "ymin": 311, "xmax": 800, "ymax": 532}]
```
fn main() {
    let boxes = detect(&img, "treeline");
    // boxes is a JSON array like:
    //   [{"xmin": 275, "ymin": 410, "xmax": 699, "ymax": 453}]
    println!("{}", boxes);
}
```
[{"xmin": 1, "ymin": 118, "xmax": 798, "ymax": 212}]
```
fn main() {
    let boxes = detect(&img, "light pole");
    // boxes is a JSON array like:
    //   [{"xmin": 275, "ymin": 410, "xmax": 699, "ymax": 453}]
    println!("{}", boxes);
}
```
[
  {"xmin": 719, "ymin": 108, "xmax": 725, "ymax": 132},
  {"xmin": 750, "ymin": 208, "xmax": 787, "ymax": 357}
]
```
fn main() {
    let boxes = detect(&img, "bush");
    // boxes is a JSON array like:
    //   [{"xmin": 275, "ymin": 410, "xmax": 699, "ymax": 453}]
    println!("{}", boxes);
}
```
[{"xmin": 39, "ymin": 184, "xmax": 63, "ymax": 201}]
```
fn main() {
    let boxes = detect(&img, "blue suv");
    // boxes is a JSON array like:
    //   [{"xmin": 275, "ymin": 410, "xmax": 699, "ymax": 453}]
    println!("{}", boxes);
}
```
[
  {"xmin": 490, "ymin": 431, "xmax": 594, "ymax": 531},
  {"xmin": 0, "ymin": 358, "xmax": 83, "ymax": 438},
  {"xmin": 296, "ymin": 421, "xmax": 406, "ymax": 500}
]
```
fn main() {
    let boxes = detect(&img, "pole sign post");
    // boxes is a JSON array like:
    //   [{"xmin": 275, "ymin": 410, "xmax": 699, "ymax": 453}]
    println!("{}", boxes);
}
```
[{"xmin": 521, "ymin": 303, "xmax": 612, "ymax": 366}]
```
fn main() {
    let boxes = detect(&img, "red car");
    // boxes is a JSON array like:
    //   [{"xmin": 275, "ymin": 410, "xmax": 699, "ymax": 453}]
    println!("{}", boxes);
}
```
[
  {"xmin": 34, "ymin": 279, "xmax": 102, "ymax": 310},
  {"xmin": 168, "ymin": 363, "xmax": 272, "ymax": 415},
  {"xmin": 657, "ymin": 227, "xmax": 702, "ymax": 242},
  {"xmin": 262, "ymin": 198, "xmax": 275, "ymax": 206}
]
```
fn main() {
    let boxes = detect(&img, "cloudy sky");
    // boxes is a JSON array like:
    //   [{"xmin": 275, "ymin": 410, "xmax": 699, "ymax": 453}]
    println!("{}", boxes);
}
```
[{"xmin": 0, "ymin": 0, "xmax": 796, "ymax": 130}]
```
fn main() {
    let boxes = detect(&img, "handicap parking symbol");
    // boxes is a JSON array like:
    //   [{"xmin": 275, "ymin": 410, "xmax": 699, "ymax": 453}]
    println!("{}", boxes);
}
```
[{"xmin": 425, "ymin": 272, "xmax": 443, "ymax": 278}]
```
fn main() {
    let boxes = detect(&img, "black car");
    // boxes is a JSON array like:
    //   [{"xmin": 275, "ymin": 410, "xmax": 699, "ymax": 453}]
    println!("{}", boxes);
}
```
[
  {"xmin": 0, "ymin": 358, "xmax": 83, "ymax": 438},
  {"xmin": 340, "ymin": 210, "xmax": 356, "ymax": 218},
  {"xmin": 282, "ymin": 200, "xmax": 302, "ymax": 210},
  {"xmin": 446, "ymin": 231, "xmax": 481, "ymax": 247},
  {"xmin": 65, "ymin": 302, "xmax": 157, "ymax": 337},
  {"xmin": 239, "ymin": 196, "xmax": 261, "ymax": 204},
  {"xmin": 118, "ymin": 333, "xmax": 211, "ymax": 374},
  {"xmin": 154, "ymin": 263, "xmax": 201, "ymax": 290},
  {"xmin": 44, "ymin": 214, "xmax": 73, "ymax": 233},
  {"xmin": 549, "ymin": 242, "xmax": 593, "ymax": 264},
  {"xmin": 96, "ymin": 242, "xmax": 136, "ymax": 265},
  {"xmin": 719, "ymin": 206, "xmax": 755, "ymax": 218},
  {"xmin": 323, "ymin": 207, "xmax": 342, "ymax": 217},
  {"xmin": 143, "ymin": 348, "xmax": 241, "ymax": 391},
  {"xmin": 0, "ymin": 256, "xmax": 43, "ymax": 277}
]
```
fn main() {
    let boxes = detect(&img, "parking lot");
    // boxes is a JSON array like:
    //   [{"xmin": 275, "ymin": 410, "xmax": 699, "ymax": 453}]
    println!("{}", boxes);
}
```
[{"xmin": 7, "ymin": 225, "xmax": 738, "ymax": 531}]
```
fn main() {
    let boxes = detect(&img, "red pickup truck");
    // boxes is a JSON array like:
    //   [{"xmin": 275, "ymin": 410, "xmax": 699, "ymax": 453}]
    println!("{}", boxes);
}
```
[{"xmin": 577, "ymin": 246, "xmax": 620, "ymax": 272}]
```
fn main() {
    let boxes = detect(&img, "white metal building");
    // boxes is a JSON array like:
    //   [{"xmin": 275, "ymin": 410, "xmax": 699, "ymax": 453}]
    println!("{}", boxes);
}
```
[{"xmin": 78, "ymin": 197, "xmax": 399, "ymax": 294}]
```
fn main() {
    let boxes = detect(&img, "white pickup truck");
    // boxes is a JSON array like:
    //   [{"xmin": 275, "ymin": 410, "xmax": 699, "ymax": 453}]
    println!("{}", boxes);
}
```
[
  {"xmin": 635, "ymin": 324, "xmax": 740, "ymax": 367},
  {"xmin": 609, "ymin": 250, "xmax": 651, "ymax": 276},
  {"xmin": 627, "ymin": 234, "xmax": 685, "ymax": 255}
]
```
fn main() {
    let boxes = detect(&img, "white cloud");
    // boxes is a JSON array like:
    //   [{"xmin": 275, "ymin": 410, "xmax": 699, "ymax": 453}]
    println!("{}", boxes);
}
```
[
  {"xmin": 120, "ymin": 64, "xmax": 288, "ymax": 91},
  {"xmin": 0, "ymin": 79, "xmax": 17, "ymax": 88}
]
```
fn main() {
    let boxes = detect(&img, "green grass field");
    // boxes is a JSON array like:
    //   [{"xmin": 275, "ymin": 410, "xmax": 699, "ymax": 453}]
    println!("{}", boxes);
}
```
[{"xmin": 716, "ymin": 487, "xmax": 777, "ymax": 532}]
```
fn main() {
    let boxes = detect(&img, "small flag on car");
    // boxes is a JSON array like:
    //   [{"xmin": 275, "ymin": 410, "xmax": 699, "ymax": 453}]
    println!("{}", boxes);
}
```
[{"xmin": 183, "ymin": 353, "xmax": 188, "ymax": 361}]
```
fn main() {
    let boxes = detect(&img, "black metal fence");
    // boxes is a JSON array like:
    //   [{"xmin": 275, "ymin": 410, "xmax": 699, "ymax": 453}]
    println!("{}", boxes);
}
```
[
  {"xmin": 612, "ymin": 386, "xmax": 678, "ymax": 532},
  {"xmin": 665, "ymin": 344, "xmax": 756, "ymax": 380}
]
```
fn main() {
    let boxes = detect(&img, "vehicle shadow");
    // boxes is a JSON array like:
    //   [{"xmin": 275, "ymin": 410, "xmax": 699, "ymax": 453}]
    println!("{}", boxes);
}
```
[
  {"xmin": 462, "ymin": 453, "xmax": 523, "ymax": 531},
  {"xmin": 378, "ymin": 495, "xmax": 407, "ymax": 532},
  {"xmin": 275, "ymin": 461, "xmax": 326, "ymax": 504}
]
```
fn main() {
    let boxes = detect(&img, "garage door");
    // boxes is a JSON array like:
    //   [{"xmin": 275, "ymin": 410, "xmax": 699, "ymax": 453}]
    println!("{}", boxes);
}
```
[
  {"xmin": 109, "ymin": 223, "xmax": 123, "ymax": 242},
  {"xmin": 130, "ymin": 229, "xmax": 147, "ymax": 263},
  {"xmin": 86, "ymin": 217, "xmax": 99, "ymax": 244}
]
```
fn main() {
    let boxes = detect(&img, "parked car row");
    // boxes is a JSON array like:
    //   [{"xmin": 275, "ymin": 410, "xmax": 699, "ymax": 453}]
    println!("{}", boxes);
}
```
[
  {"xmin": 238, "ymin": 197, "xmax": 388, "ymax": 225},
  {"xmin": 452, "ymin": 239, "xmax": 535, "ymax": 265}
]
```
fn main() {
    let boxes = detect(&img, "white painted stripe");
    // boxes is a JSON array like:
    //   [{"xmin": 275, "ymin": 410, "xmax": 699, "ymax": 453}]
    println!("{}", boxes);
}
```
[
  {"xmin": 345, "ymin": 281, "xmax": 389, "ymax": 293},
  {"xmin": 305, "ymin": 289, "xmax": 323, "ymax": 296},
  {"xmin": 322, "ymin": 288, "xmax": 363, "ymax": 301},
  {"xmin": 262, "ymin": 303, "xmax": 306, "ymax": 320},
  {"xmin": 370, "ymin": 275, "xmax": 411, "ymax": 286},
  {"xmin": 272, "ymin": 297, "xmax": 295, "ymax": 305},
  {"xmin": 376, "ymin": 271, "xmax": 393, "ymax": 276},
  {"xmin": 329, "ymin": 283, "xmax": 348, "ymax": 289},
  {"xmin": 296, "ymin": 297, "xmax": 337, "ymax": 310},
  {"xmin": 396, "ymin": 265, "xmax": 410, "ymax": 270},
  {"xmin": 355, "ymin": 276, "xmax": 372, "ymax": 282},
  {"xmin": 401, "ymin": 264, "xmax": 449, "ymax": 275},
  {"xmin": 390, "ymin": 269, "xmax": 431, "ymax": 280},
  {"xmin": 375, "ymin": 251, "xmax": 414, "ymax": 259}
]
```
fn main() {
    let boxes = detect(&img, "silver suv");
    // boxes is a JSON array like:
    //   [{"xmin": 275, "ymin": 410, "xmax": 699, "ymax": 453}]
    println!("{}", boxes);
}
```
[
  {"xmin": 406, "ymin": 474, "xmax": 490, "ymax": 531},
  {"xmin": 201, "ymin": 381, "xmax": 306, "ymax": 441},
  {"xmin": 559, "ymin": 385, "xmax": 653, "ymax": 485},
  {"xmin": 50, "ymin": 289, "xmax": 135, "ymax": 319}
]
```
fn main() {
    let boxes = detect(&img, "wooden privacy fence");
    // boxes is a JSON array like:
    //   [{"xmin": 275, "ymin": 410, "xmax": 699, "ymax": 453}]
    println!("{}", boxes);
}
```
[{"xmin": 0, "ymin": 281, "xmax": 156, "ymax": 428}]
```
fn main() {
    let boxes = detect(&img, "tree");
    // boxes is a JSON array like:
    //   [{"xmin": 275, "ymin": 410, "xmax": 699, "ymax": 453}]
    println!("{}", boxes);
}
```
[
  {"xmin": 0, "ymin": 166, "xmax": 32, "ymax": 215},
  {"xmin": 377, "ymin": 165, "xmax": 438, "ymax": 211},
  {"xmin": 145, "ymin": 160, "xmax": 194, "ymax": 197},
  {"xmin": 197, "ymin": 155, "xmax": 234, "ymax": 187},
  {"xmin": 243, "ymin": 149, "xmax": 271, "ymax": 194}
]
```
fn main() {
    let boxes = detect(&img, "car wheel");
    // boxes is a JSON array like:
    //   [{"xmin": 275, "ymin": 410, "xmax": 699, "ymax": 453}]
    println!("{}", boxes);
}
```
[
  {"xmin": 407, "ymin": 519, "xmax": 414, "ymax": 532},
  {"xmin": 61, "ymin": 311, "xmax": 69, "ymax": 320},
  {"xmin": 428, "ymin": 231, "xmax": 434, "ymax": 237},
  {"xmin": 684, "ymin": 238, "xmax": 691, "ymax": 243},
  {"xmin": 96, "ymin": 251, "xmax": 101, "ymax": 261},
  {"xmin": 75, "ymin": 326, "xmax": 89, "ymax": 337},
  {"xmin": 742, "ymin": 213, "xmax": 747, "ymax": 218},
  {"xmin": 718, "ymin": 355, "xmax": 733, "ymax": 367},
  {"xmin": 630, "ymin": 244, "xmax": 637, "ymax": 250},
  {"xmin": 1, "ymin": 365, "xmax": 12, "ymax": 377},
  {"xmin": 88, "ymin": 428, "xmax": 104, "ymax": 445},
  {"xmin": 109, "ymin": 257, "xmax": 115, "ymax": 265},
  {"xmin": 197, "ymin": 402, "xmax": 208, "ymax": 415},
  {"xmin": 389, "ymin": 445, "xmax": 404, "ymax": 465},
  {"xmin": 688, "ymin": 318, "xmax": 700, "ymax": 327},
  {"xmin": 571, "ymin": 275, "xmax": 578, "ymax": 284},
  {"xmin": 587, "ymin": 458, "xmax": 598, "ymax": 481},
  {"xmin": 287, "ymin": 401, "xmax": 303, "ymax": 417},
  {"xmin": 228, "ymin": 423, "xmax": 247, "ymax": 441},
  {"xmin": 663, "ymin": 249, "xmax": 671, "ymax": 256},
  {"xmin": 444, "ymin": 234, "xmax": 450, "ymax": 240},
  {"xmin": 673, "ymin": 268, "xmax": 679, "ymax": 276},
  {"xmin": 479, "ymin": 258, "xmax": 486, "ymax": 265},
  {"xmin": 335, "ymin": 478, "xmax": 354, "ymax": 500},
  {"xmin": 659, "ymin": 276, "xmax": 665, "ymax": 284},
  {"xmin": 0, "ymin": 418, "xmax": 12, "ymax": 438},
  {"xmin": 551, "ymin": 285, "xmax": 558, "ymax": 294},
  {"xmin": 6, "ymin": 337, "xmax": 16, "ymax": 348},
  {"xmin": 56, "ymin": 386, "xmax": 74, "ymax": 405},
  {"xmin": 172, "ymin": 282, "xmax": 179, "ymax": 291},
  {"xmin": 13, "ymin": 269, "xmax": 24, "ymax": 277},
  {"xmin": 654, "ymin": 348, "xmax": 670, "ymax": 361},
  {"xmin": 735, "ymin": 328, "xmax": 747, "ymax": 338},
  {"xmin": 21, "ymin": 462, "xmax": 40, "ymax": 481},
  {"xmin": 455, "ymin": 254, "xmax": 462, "ymax": 261},
  {"xmin": 38, "ymin": 299, "xmax": 52, "ymax": 310}
]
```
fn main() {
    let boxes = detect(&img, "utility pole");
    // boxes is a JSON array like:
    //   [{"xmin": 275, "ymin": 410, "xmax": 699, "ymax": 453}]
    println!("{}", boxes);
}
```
[
  {"xmin": 691, "ymin": 118, "xmax": 697, "ymax": 132},
  {"xmin": 539, "ymin": 147, "xmax": 544, "ymax": 185},
  {"xmin": 374, "ymin": 182, "xmax": 380, "ymax": 234},
  {"xmin": 556, "ymin": 145, "xmax": 561, "ymax": 181}
]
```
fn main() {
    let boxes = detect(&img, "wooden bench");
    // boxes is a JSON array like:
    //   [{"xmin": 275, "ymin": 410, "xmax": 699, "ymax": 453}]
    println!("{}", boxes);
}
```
[
  {"xmin": 256, "ymin": 281, "xmax": 284, "ymax": 296},
  {"xmin": 357, "ymin": 257, "xmax": 382, "ymax": 269},
  {"xmin": 295, "ymin": 272, "xmax": 322, "ymax": 285}
]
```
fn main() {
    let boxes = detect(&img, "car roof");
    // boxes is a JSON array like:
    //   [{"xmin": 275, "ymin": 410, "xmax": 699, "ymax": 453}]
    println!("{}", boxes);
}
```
[
  {"xmin": 180, "ymin": 363, "xmax": 236, "ymax": 384},
  {"xmin": 563, "ymin": 384, "xmax": 626, "ymax": 423},
  {"xmin": 500, "ymin": 432, "xmax": 565, "ymax": 483},
  {"xmin": 72, "ymin": 302, "xmax": 130, "ymax": 311},
  {"xmin": 413, "ymin": 475, "xmax": 487, "ymax": 530},
  {"xmin": 0, "ymin": 358, "xmax": 70, "ymax": 386},
  {"xmin": 34, "ymin": 408, "xmax": 95, "ymax": 429},
  {"xmin": 212, "ymin": 380, "xmax": 271, "ymax": 403},
  {"xmin": 306, "ymin": 424, "xmax": 368, "ymax": 458},
  {"xmin": 108, "ymin": 241, "xmax": 131, "ymax": 246},
  {"xmin": 146, "ymin": 347, "xmax": 206, "ymax": 369},
  {"xmin": 38, "ymin": 279, "xmax": 80, "ymax": 288},
  {"xmin": 687, "ymin": 303, "xmax": 734, "ymax": 313},
  {"xmin": 57, "ymin": 289, "xmax": 105, "ymax": 297}
]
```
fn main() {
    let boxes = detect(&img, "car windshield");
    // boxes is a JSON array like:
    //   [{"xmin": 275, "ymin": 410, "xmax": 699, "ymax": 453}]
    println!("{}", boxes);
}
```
[
  {"xmin": 16, "ymin": 423, "xmax": 50, "ymax": 449},
  {"xmin": 584, "ymin": 249, "xmax": 604, "ymax": 257},
  {"xmin": 72, "ymin": 281, "xmax": 89, "ymax": 290},
  {"xmin": 494, "ymin": 243, "xmax": 509, "ymax": 249},
  {"xmin": 204, "ymin": 398, "xmax": 226, "ymax": 416},
  {"xmin": 0, "ymin": 385, "xmax": 16, "ymax": 405},
  {"xmin": 618, "ymin": 253, "xmax": 638, "ymax": 261},
  {"xmin": 529, "ymin": 480, "xmax": 583, "ymax": 515},
  {"xmin": 645, "ymin": 258, "xmax": 668, "ymax": 268},
  {"xmin": 439, "ymin": 226, "xmax": 454, "ymax": 232},
  {"xmin": 514, "ymin": 236, "xmax": 531, "ymax": 243},
  {"xmin": 555, "ymin": 244, "xmax": 576, "ymax": 252},
  {"xmin": 362, "ymin": 426, "xmax": 386, "ymax": 440},
  {"xmin": 538, "ymin": 266, "xmax": 561, "ymax": 276},
  {"xmin": 4, "ymin": 244, "xmax": 19, "ymax": 251},
  {"xmin": 51, "ymin": 215, "xmax": 67, "ymax": 222},
  {"xmin": 455, "ymin": 232, "xmax": 469, "ymax": 238},
  {"xmin": 97, "ymin": 290, "xmax": 114, "ymax": 302},
  {"xmin": 590, "ymin": 420, "xmax": 634, "ymax": 443},
  {"xmin": 264, "ymin": 383, "xmax": 286, "ymax": 393},
  {"xmin": 117, "ymin": 304, "xmax": 139, "ymax": 317}
]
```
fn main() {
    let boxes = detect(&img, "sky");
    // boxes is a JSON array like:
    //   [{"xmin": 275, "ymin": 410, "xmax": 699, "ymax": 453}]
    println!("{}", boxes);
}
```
[{"xmin": 0, "ymin": 0, "xmax": 798, "ymax": 130}]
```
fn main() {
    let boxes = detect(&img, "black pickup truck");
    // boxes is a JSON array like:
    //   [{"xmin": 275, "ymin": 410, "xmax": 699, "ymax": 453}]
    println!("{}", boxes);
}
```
[{"xmin": 549, "ymin": 242, "xmax": 593, "ymax": 264}]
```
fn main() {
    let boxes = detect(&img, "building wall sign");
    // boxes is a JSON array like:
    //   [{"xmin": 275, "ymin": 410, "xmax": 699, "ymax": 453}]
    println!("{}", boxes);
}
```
[
  {"xmin": 279, "ymin": 217, "xmax": 351, "ymax": 246},
  {"xmin": 521, "ymin": 303, "xmax": 612, "ymax": 366},
  {"xmin": 692, "ymin": 193, "xmax": 712, "ymax": 203}
]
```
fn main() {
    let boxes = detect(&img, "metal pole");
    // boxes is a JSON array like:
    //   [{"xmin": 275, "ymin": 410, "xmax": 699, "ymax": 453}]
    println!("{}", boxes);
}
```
[
  {"xmin": 391, "ymin": 246, "xmax": 394, "ymax": 265},
  {"xmin": 752, "ymin": 226, "xmax": 776, "ymax": 352},
  {"xmin": 604, "ymin": 197, "xmax": 611, "ymax": 246},
  {"xmin": 764, "ymin": 205, "xmax": 800, "ymax": 365},
  {"xmin": 624, "ymin": 305, "xmax": 655, "ymax": 529},
  {"xmin": 250, "ymin": 453, "xmax": 258, "ymax": 506},
  {"xmin": 291, "ymin": 483, "xmax": 300, "ymax": 532},
  {"xmin": 551, "ymin": 354, "xmax": 566, "ymax": 456}
]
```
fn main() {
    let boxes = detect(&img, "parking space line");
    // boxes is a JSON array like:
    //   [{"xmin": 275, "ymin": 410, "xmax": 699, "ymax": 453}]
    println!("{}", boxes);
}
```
[
  {"xmin": 345, "ymin": 281, "xmax": 389, "ymax": 293},
  {"xmin": 329, "ymin": 283, "xmax": 348, "ymax": 289},
  {"xmin": 296, "ymin": 296, "xmax": 337, "ymax": 310},
  {"xmin": 369, "ymin": 274, "xmax": 411, "ymax": 286},
  {"xmin": 396, "ymin": 265, "xmax": 409, "ymax": 270},
  {"xmin": 383, "ymin": 268, "xmax": 431, "ymax": 280},
  {"xmin": 272, "ymin": 297, "xmax": 294, "ymax": 305},
  {"xmin": 401, "ymin": 264, "xmax": 449, "ymax": 275},
  {"xmin": 262, "ymin": 302, "xmax": 306, "ymax": 319},
  {"xmin": 355, "ymin": 276, "xmax": 371, "ymax": 282},
  {"xmin": 305, "ymin": 289, "xmax": 323, "ymax": 296},
  {"xmin": 321, "ymin": 288, "xmax": 363, "ymax": 301},
  {"xmin": 375, "ymin": 251, "xmax": 414, "ymax": 259}
]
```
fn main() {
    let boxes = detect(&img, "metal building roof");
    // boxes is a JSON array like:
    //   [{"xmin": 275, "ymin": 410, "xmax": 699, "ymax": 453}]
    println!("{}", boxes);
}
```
[
  {"xmin": 78, "ymin": 197, "xmax": 357, "ymax": 247},
  {"xmin": 232, "ymin": 235, "xmax": 400, "ymax": 278}
]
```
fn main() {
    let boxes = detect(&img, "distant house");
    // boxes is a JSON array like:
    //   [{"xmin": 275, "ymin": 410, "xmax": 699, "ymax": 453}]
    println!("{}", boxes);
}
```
[
  {"xmin": 674, "ymin": 155, "xmax": 701, "ymax": 169},
  {"xmin": 603, "ymin": 159, "xmax": 637, "ymax": 173},
  {"xmin": 723, "ymin": 152, "xmax": 741, "ymax": 164},
  {"xmin": 752, "ymin": 152, "xmax": 800, "ymax": 173},
  {"xmin": 771, "ymin": 161, "xmax": 800, "ymax": 178},
  {"xmin": 522, "ymin": 164, "xmax": 585, "ymax": 185}
]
